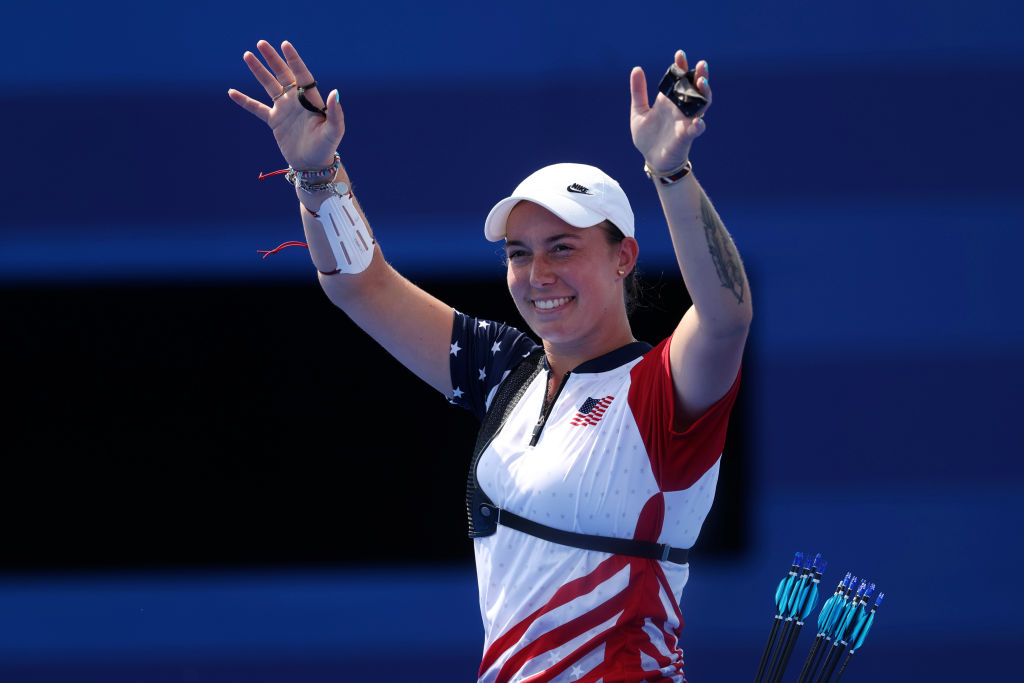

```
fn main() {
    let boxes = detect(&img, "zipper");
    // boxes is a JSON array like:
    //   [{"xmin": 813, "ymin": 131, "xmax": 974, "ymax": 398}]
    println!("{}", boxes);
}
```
[{"xmin": 529, "ymin": 370, "xmax": 571, "ymax": 447}]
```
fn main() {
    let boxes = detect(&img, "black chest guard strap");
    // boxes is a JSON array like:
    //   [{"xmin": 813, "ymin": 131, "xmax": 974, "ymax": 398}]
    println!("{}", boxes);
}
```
[
  {"xmin": 466, "ymin": 349, "xmax": 545, "ymax": 538},
  {"xmin": 464, "ymin": 348, "xmax": 690, "ymax": 565}
]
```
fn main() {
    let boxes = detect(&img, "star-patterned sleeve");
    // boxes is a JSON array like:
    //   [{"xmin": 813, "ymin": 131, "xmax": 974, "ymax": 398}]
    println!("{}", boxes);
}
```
[{"xmin": 448, "ymin": 310, "xmax": 540, "ymax": 421}]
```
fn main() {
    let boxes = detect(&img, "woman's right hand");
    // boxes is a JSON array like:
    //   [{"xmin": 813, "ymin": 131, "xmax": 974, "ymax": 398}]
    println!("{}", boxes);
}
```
[{"xmin": 228, "ymin": 40, "xmax": 344, "ymax": 171}]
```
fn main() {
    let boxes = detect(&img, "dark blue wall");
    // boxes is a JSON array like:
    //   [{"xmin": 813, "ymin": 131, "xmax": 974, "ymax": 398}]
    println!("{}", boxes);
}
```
[{"xmin": 2, "ymin": 1, "xmax": 1022, "ymax": 680}]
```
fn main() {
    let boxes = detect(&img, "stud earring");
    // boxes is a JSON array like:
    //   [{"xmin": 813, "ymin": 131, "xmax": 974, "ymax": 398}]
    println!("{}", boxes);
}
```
[{"xmin": 617, "ymin": 269, "xmax": 625, "ymax": 276}]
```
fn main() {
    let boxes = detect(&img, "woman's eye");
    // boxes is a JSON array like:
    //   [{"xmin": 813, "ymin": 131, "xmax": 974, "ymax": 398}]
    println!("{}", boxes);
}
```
[
  {"xmin": 507, "ymin": 250, "xmax": 527, "ymax": 261},
  {"xmin": 552, "ymin": 244, "xmax": 573, "ymax": 255}
]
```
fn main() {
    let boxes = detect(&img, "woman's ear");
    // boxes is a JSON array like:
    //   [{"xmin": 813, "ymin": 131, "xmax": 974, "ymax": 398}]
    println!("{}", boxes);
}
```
[{"xmin": 617, "ymin": 237, "xmax": 639, "ymax": 275}]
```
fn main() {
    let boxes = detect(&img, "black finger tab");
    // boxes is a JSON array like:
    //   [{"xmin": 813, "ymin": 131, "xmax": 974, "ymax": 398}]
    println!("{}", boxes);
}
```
[
  {"xmin": 657, "ymin": 65, "xmax": 707, "ymax": 118},
  {"xmin": 297, "ymin": 81, "xmax": 327, "ymax": 118}
]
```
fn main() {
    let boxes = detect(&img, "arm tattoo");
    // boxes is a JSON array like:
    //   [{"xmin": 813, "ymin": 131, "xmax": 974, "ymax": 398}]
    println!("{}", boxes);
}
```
[{"xmin": 699, "ymin": 192, "xmax": 746, "ymax": 304}]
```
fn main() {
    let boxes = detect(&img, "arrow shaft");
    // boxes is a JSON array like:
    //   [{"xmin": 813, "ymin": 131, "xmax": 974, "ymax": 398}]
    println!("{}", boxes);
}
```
[
  {"xmin": 769, "ymin": 621, "xmax": 805, "ymax": 683},
  {"xmin": 755, "ymin": 616, "xmax": 784, "ymax": 683}
]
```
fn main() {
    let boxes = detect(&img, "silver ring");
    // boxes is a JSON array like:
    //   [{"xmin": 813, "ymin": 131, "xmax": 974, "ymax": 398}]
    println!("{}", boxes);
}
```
[{"xmin": 272, "ymin": 81, "xmax": 297, "ymax": 101}]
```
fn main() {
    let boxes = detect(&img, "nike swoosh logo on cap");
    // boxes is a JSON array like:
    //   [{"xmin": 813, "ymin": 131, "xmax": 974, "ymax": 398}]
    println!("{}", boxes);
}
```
[{"xmin": 566, "ymin": 183, "xmax": 593, "ymax": 195}]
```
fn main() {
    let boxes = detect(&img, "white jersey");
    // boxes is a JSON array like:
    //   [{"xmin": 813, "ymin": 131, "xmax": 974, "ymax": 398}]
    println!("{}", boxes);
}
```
[{"xmin": 449, "ymin": 312, "xmax": 740, "ymax": 683}]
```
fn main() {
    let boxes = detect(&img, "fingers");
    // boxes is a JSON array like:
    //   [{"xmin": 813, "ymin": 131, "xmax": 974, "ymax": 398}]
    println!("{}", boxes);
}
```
[
  {"xmin": 675, "ymin": 49, "xmax": 688, "ymax": 72},
  {"xmin": 691, "ymin": 117, "xmax": 707, "ymax": 139},
  {"xmin": 281, "ymin": 41, "xmax": 325, "ymax": 109},
  {"xmin": 694, "ymin": 58, "xmax": 708, "ymax": 81},
  {"xmin": 227, "ymin": 88, "xmax": 272, "ymax": 123},
  {"xmin": 243, "ymin": 49, "xmax": 288, "ymax": 99},
  {"xmin": 256, "ymin": 39, "xmax": 295, "ymax": 87},
  {"xmin": 675, "ymin": 53, "xmax": 712, "ymax": 115},
  {"xmin": 325, "ymin": 88, "xmax": 345, "ymax": 138},
  {"xmin": 629, "ymin": 66, "xmax": 650, "ymax": 117},
  {"xmin": 687, "ymin": 58, "xmax": 710, "ymax": 138},
  {"xmin": 695, "ymin": 59, "xmax": 712, "ymax": 110}
]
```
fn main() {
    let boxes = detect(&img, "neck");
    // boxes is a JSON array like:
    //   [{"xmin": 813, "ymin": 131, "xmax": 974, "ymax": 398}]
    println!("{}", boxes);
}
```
[{"xmin": 542, "ymin": 326, "xmax": 636, "ymax": 379}]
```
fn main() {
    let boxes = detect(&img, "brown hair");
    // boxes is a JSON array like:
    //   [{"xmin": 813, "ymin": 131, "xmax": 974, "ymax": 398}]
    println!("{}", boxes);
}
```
[{"xmin": 598, "ymin": 220, "xmax": 642, "ymax": 316}]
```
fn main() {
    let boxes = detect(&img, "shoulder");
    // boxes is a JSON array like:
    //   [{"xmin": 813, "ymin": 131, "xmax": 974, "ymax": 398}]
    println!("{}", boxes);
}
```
[{"xmin": 448, "ymin": 311, "xmax": 541, "ymax": 420}]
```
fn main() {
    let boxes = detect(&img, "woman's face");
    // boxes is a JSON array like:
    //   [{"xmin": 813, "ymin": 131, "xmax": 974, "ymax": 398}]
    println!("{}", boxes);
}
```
[{"xmin": 504, "ymin": 201, "xmax": 631, "ymax": 349}]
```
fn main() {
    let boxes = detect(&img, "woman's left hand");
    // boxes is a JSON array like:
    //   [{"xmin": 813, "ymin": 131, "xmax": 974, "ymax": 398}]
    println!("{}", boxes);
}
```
[{"xmin": 629, "ymin": 50, "xmax": 711, "ymax": 173}]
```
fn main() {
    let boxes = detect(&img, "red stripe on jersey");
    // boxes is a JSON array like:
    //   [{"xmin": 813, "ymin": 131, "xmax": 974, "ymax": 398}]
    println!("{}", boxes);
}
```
[
  {"xmin": 632, "ymin": 493, "xmax": 665, "ymax": 544},
  {"xmin": 584, "ymin": 558, "xmax": 681, "ymax": 683},
  {"xmin": 627, "ymin": 336, "xmax": 741, "ymax": 491},
  {"xmin": 508, "ymin": 563, "xmax": 687, "ymax": 683},
  {"xmin": 502, "ymin": 596, "xmax": 625, "ymax": 683},
  {"xmin": 479, "ymin": 554, "xmax": 631, "ymax": 675}
]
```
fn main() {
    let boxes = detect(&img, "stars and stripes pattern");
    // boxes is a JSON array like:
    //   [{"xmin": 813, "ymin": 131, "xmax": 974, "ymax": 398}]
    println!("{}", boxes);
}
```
[
  {"xmin": 447, "ymin": 317, "xmax": 740, "ymax": 683},
  {"xmin": 448, "ymin": 310, "xmax": 540, "ymax": 420},
  {"xmin": 569, "ymin": 396, "xmax": 614, "ymax": 427},
  {"xmin": 476, "ymin": 552, "xmax": 689, "ymax": 683}
]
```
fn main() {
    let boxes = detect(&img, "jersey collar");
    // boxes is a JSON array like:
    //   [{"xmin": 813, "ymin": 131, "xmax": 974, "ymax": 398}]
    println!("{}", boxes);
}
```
[{"xmin": 542, "ymin": 341, "xmax": 653, "ymax": 374}]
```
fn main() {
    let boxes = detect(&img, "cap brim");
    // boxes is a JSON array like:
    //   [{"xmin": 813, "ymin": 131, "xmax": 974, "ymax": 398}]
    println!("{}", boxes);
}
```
[{"xmin": 483, "ymin": 194, "xmax": 607, "ymax": 242}]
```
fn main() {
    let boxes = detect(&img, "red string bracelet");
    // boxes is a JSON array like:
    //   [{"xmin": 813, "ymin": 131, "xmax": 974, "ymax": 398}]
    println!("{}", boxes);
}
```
[
  {"xmin": 257, "ymin": 241, "xmax": 308, "ymax": 259},
  {"xmin": 255, "ymin": 160, "xmax": 336, "ymax": 262},
  {"xmin": 257, "ymin": 168, "xmax": 290, "ymax": 181}
]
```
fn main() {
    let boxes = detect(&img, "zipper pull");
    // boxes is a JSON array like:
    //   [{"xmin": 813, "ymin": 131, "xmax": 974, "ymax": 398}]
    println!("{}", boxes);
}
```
[
  {"xmin": 530, "ymin": 416, "xmax": 546, "ymax": 445},
  {"xmin": 529, "ymin": 370, "xmax": 570, "ymax": 447}
]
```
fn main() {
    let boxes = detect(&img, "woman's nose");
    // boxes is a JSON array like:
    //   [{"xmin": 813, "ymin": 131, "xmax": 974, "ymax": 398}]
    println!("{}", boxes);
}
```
[{"xmin": 530, "ymin": 256, "xmax": 556, "ymax": 287}]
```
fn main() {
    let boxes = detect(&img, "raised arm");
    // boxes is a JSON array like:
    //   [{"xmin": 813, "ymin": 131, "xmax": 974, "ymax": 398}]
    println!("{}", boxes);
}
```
[
  {"xmin": 228, "ymin": 40, "xmax": 454, "ymax": 395},
  {"xmin": 629, "ymin": 50, "xmax": 752, "ymax": 421}
]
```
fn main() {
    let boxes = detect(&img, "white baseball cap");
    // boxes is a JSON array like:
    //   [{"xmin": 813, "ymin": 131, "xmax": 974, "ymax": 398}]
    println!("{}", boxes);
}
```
[{"xmin": 484, "ymin": 163, "xmax": 635, "ymax": 242}]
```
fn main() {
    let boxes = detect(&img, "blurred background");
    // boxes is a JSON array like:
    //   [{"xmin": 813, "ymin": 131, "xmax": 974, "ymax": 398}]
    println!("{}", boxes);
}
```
[{"xmin": 2, "ymin": 1, "xmax": 1022, "ymax": 680}]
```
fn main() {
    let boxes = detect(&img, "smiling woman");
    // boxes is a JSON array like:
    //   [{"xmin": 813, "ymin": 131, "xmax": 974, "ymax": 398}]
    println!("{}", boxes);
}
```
[
  {"xmin": 230, "ymin": 39, "xmax": 750, "ymax": 683},
  {"xmin": 498, "ymin": 169, "xmax": 639, "ymax": 375}
]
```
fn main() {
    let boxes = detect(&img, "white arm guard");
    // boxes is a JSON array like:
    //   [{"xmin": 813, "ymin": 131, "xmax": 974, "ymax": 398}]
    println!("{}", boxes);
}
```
[{"xmin": 303, "ymin": 192, "xmax": 375, "ymax": 274}]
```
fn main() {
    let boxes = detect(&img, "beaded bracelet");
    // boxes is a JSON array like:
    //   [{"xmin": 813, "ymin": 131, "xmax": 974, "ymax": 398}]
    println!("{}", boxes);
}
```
[
  {"xmin": 287, "ymin": 152, "xmax": 340, "ymax": 181},
  {"xmin": 257, "ymin": 152, "xmax": 348, "ymax": 194},
  {"xmin": 285, "ymin": 153, "xmax": 347, "ymax": 194}
]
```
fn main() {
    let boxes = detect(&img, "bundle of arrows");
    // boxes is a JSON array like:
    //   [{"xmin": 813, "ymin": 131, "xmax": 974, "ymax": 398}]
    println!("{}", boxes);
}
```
[{"xmin": 754, "ymin": 553, "xmax": 885, "ymax": 683}]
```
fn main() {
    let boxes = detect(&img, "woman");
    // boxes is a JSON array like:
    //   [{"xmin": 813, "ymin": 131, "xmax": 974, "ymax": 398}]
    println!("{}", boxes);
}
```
[{"xmin": 230, "ymin": 40, "xmax": 751, "ymax": 683}]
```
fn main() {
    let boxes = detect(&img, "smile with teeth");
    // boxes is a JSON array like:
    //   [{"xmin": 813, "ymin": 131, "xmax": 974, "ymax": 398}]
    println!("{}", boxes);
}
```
[{"xmin": 533, "ymin": 296, "xmax": 575, "ymax": 310}]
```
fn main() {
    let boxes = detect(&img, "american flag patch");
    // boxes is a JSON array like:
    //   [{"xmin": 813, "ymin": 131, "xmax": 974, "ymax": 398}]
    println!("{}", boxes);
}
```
[{"xmin": 569, "ymin": 396, "xmax": 614, "ymax": 426}]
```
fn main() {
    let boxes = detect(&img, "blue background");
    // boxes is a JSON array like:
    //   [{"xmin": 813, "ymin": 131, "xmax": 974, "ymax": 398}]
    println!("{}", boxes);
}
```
[{"xmin": 2, "ymin": 0, "xmax": 1022, "ymax": 680}]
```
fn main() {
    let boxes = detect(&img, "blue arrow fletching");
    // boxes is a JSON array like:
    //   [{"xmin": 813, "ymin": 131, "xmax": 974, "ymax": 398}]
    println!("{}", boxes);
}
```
[
  {"xmin": 778, "ymin": 576, "xmax": 794, "ymax": 612},
  {"xmin": 824, "ymin": 597, "xmax": 846, "ymax": 635},
  {"xmin": 790, "ymin": 581, "xmax": 806, "ymax": 618},
  {"xmin": 852, "ymin": 611, "xmax": 876, "ymax": 650},
  {"xmin": 780, "ymin": 574, "xmax": 799, "ymax": 613},
  {"xmin": 787, "ymin": 574, "xmax": 809, "ymax": 615},
  {"xmin": 844, "ymin": 586, "xmax": 868, "ymax": 632},
  {"xmin": 835, "ymin": 606, "xmax": 860, "ymax": 638},
  {"xmin": 801, "ymin": 581, "xmax": 820, "ymax": 620},
  {"xmin": 775, "ymin": 553, "xmax": 803, "ymax": 612},
  {"xmin": 846, "ymin": 601, "xmax": 871, "ymax": 644},
  {"xmin": 851, "ymin": 593, "xmax": 884, "ymax": 651},
  {"xmin": 817, "ymin": 596, "xmax": 838, "ymax": 632},
  {"xmin": 817, "ymin": 594, "xmax": 839, "ymax": 633},
  {"xmin": 845, "ymin": 616, "xmax": 865, "ymax": 648},
  {"xmin": 835, "ymin": 596, "xmax": 860, "ymax": 638},
  {"xmin": 775, "ymin": 578, "xmax": 787, "ymax": 611},
  {"xmin": 827, "ymin": 582, "xmax": 856, "ymax": 632},
  {"xmin": 825, "ymin": 607, "xmax": 844, "ymax": 637}
]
